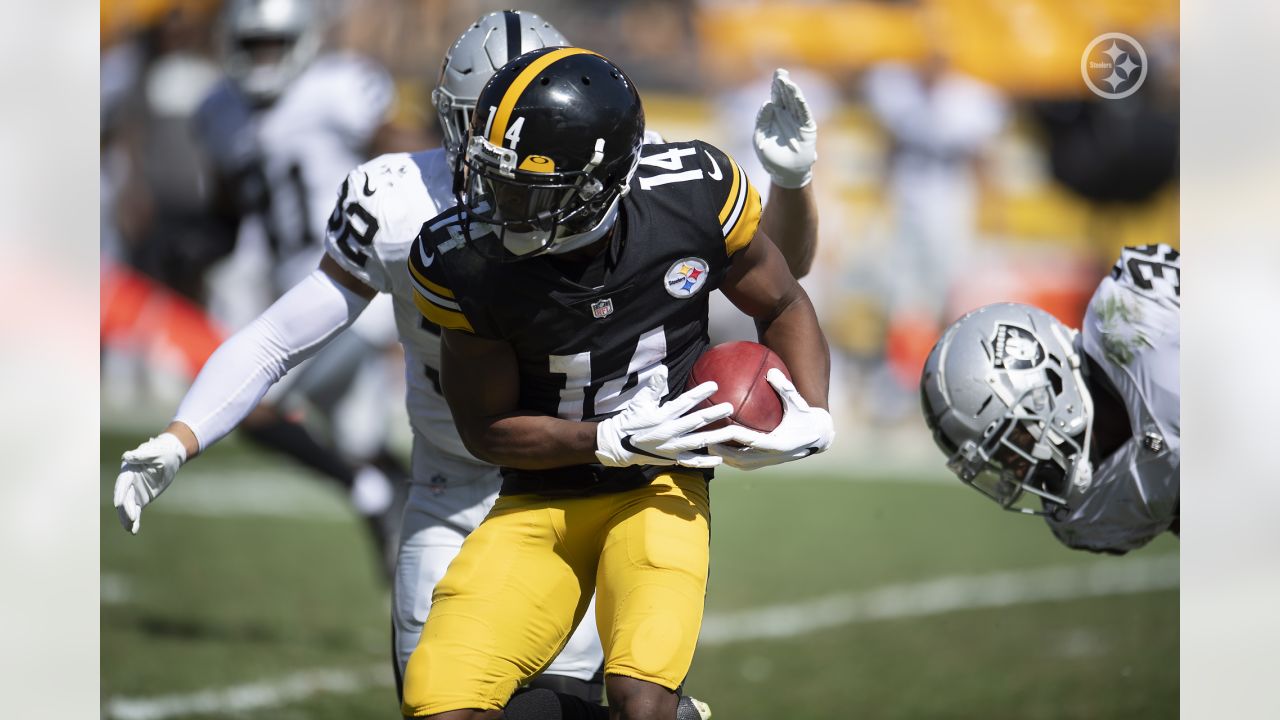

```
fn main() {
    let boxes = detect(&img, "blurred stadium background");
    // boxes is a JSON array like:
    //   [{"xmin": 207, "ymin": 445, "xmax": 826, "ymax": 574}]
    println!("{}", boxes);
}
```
[{"xmin": 100, "ymin": 0, "xmax": 1178, "ymax": 717}]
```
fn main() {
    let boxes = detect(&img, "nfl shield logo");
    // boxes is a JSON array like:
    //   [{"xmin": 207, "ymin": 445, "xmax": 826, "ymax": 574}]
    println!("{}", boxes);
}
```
[{"xmin": 591, "ymin": 298, "xmax": 614, "ymax": 319}]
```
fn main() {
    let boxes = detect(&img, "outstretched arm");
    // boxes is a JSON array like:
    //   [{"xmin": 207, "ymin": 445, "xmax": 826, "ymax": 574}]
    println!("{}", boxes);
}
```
[
  {"xmin": 113, "ymin": 256, "xmax": 374, "ymax": 534},
  {"xmin": 754, "ymin": 68, "xmax": 819, "ymax": 279}
]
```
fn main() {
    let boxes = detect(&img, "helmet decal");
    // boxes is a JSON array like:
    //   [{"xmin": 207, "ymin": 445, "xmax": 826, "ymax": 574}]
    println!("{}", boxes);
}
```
[
  {"xmin": 519, "ymin": 155, "xmax": 556, "ymax": 173},
  {"xmin": 992, "ymin": 324, "xmax": 1045, "ymax": 370}
]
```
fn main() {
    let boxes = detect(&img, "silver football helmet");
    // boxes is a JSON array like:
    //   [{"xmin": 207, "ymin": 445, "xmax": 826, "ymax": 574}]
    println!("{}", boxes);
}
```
[
  {"xmin": 432, "ymin": 10, "xmax": 568, "ymax": 164},
  {"xmin": 920, "ymin": 303, "xmax": 1095, "ymax": 515},
  {"xmin": 219, "ymin": 0, "xmax": 325, "ymax": 103}
]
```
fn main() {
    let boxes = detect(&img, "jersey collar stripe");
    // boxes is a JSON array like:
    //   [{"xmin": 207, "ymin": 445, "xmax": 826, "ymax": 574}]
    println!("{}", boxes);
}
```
[
  {"xmin": 488, "ymin": 48, "xmax": 598, "ymax": 148},
  {"xmin": 716, "ymin": 156, "xmax": 743, "ymax": 226},
  {"xmin": 408, "ymin": 255, "xmax": 455, "ymax": 299},
  {"xmin": 412, "ymin": 290, "xmax": 474, "ymax": 333},
  {"xmin": 720, "ymin": 158, "xmax": 747, "ymax": 235}
]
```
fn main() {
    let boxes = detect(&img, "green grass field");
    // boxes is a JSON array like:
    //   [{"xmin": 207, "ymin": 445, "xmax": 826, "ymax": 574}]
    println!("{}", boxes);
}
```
[{"xmin": 101, "ymin": 432, "xmax": 1177, "ymax": 719}]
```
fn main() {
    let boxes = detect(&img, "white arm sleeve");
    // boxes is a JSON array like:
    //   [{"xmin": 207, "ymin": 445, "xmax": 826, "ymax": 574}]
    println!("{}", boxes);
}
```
[{"xmin": 173, "ymin": 269, "xmax": 372, "ymax": 451}]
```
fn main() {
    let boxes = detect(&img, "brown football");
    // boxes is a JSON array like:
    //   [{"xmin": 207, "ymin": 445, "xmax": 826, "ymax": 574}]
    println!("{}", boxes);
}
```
[{"xmin": 688, "ymin": 341, "xmax": 792, "ymax": 433}]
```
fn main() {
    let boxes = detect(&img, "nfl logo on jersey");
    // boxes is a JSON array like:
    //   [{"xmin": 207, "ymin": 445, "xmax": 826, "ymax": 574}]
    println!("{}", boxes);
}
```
[{"xmin": 591, "ymin": 298, "xmax": 614, "ymax": 319}]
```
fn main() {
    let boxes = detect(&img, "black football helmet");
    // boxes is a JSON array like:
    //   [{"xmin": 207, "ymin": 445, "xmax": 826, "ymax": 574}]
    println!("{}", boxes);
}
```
[{"xmin": 456, "ymin": 47, "xmax": 646, "ymax": 258}]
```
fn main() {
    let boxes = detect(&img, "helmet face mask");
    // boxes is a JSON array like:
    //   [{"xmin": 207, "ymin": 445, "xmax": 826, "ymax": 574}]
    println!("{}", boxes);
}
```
[
  {"xmin": 453, "ymin": 48, "xmax": 645, "ymax": 260},
  {"xmin": 921, "ymin": 303, "xmax": 1095, "ymax": 517},
  {"xmin": 219, "ymin": 0, "xmax": 323, "ymax": 104}
]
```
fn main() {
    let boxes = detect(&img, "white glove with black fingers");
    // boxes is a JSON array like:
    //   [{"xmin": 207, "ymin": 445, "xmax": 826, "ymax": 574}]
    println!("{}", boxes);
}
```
[
  {"xmin": 753, "ymin": 68, "xmax": 818, "ymax": 189},
  {"xmin": 710, "ymin": 369, "xmax": 834, "ymax": 471},
  {"xmin": 596, "ymin": 365, "xmax": 746, "ymax": 469},
  {"xmin": 113, "ymin": 433, "xmax": 188, "ymax": 534}
]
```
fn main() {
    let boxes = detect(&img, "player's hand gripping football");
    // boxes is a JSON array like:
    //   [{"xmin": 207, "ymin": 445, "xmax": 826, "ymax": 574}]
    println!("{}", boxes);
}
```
[
  {"xmin": 710, "ymin": 369, "xmax": 834, "ymax": 470},
  {"xmin": 753, "ymin": 68, "xmax": 817, "ymax": 189},
  {"xmin": 113, "ymin": 433, "xmax": 187, "ymax": 534},
  {"xmin": 596, "ymin": 365, "xmax": 747, "ymax": 469}
]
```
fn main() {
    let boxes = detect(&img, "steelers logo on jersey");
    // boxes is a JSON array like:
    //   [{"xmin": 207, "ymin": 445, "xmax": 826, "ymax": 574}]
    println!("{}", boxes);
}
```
[
  {"xmin": 992, "ymin": 324, "xmax": 1045, "ymax": 370},
  {"xmin": 664, "ymin": 257, "xmax": 710, "ymax": 298}
]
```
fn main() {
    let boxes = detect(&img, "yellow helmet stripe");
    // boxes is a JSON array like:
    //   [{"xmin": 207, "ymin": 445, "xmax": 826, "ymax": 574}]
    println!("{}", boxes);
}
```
[{"xmin": 488, "ymin": 48, "xmax": 599, "ymax": 147}]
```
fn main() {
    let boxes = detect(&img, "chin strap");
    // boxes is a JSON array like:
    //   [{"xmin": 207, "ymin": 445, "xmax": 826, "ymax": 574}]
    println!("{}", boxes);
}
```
[{"xmin": 543, "ymin": 195, "xmax": 620, "ymax": 255}]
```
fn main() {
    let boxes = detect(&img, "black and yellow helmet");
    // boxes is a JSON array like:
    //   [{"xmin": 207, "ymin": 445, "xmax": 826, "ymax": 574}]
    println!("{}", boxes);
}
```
[{"xmin": 457, "ymin": 47, "xmax": 646, "ymax": 258}]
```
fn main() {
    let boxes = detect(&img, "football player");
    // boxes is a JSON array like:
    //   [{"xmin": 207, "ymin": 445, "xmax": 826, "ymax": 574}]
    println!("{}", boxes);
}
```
[
  {"xmin": 400, "ymin": 48, "xmax": 832, "ymax": 719},
  {"xmin": 112, "ymin": 10, "xmax": 819, "ymax": 717},
  {"xmin": 193, "ymin": 0, "xmax": 408, "ymax": 569},
  {"xmin": 920, "ymin": 244, "xmax": 1180, "ymax": 554}
]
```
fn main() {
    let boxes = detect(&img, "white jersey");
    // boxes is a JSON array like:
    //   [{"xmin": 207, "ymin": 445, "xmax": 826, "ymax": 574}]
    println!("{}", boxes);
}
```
[
  {"xmin": 1047, "ymin": 244, "xmax": 1180, "ymax": 553},
  {"xmin": 323, "ymin": 149, "xmax": 488, "ymax": 479},
  {"xmin": 199, "ymin": 53, "xmax": 394, "ymax": 294}
]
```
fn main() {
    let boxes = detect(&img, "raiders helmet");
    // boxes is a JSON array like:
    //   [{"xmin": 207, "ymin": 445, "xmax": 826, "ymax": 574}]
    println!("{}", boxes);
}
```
[
  {"xmin": 218, "ymin": 0, "xmax": 324, "ymax": 103},
  {"xmin": 457, "ymin": 47, "xmax": 645, "ymax": 259},
  {"xmin": 433, "ymin": 11, "xmax": 569, "ymax": 164},
  {"xmin": 920, "ymin": 303, "xmax": 1095, "ymax": 515}
]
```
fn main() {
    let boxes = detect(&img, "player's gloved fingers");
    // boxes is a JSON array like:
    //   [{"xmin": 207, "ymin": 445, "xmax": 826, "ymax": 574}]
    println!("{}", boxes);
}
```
[
  {"xmin": 117, "ymin": 488, "xmax": 141, "ymax": 533},
  {"xmin": 771, "ymin": 68, "xmax": 789, "ymax": 105},
  {"xmin": 657, "ymin": 422, "xmax": 745, "ymax": 453},
  {"xmin": 755, "ymin": 101, "xmax": 775, "ymax": 136},
  {"xmin": 663, "ymin": 381, "xmax": 720, "ymax": 417},
  {"xmin": 706, "ymin": 444, "xmax": 769, "ymax": 471},
  {"xmin": 766, "ymin": 369, "xmax": 811, "ymax": 410},
  {"xmin": 666, "ymin": 401, "xmax": 733, "ymax": 434},
  {"xmin": 674, "ymin": 451, "xmax": 722, "ymax": 469},
  {"xmin": 115, "ymin": 500, "xmax": 132, "ymax": 532},
  {"xmin": 112, "ymin": 473, "xmax": 130, "ymax": 508},
  {"xmin": 780, "ymin": 78, "xmax": 815, "ymax": 130},
  {"xmin": 633, "ymin": 366, "xmax": 670, "ymax": 409}
]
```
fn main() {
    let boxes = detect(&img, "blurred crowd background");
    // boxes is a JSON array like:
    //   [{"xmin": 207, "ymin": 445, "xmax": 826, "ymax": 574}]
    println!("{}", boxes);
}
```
[{"xmin": 99, "ymin": 0, "xmax": 1179, "ymax": 465}]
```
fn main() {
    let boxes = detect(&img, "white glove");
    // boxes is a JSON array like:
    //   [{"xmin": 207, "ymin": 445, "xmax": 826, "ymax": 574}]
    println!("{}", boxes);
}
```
[
  {"xmin": 596, "ymin": 366, "xmax": 747, "ymax": 469},
  {"xmin": 710, "ymin": 369, "xmax": 834, "ymax": 471},
  {"xmin": 753, "ymin": 68, "xmax": 818, "ymax": 189},
  {"xmin": 113, "ymin": 433, "xmax": 187, "ymax": 534}
]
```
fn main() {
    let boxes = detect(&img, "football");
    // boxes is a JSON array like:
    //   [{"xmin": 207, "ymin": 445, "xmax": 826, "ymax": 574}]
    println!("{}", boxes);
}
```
[{"xmin": 688, "ymin": 341, "xmax": 792, "ymax": 433}]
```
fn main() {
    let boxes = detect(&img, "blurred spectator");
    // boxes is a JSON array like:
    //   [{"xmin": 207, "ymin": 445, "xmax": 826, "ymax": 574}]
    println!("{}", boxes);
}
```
[
  {"xmin": 862, "ymin": 53, "xmax": 1008, "ymax": 418},
  {"xmin": 102, "ymin": 5, "xmax": 226, "ymax": 302}
]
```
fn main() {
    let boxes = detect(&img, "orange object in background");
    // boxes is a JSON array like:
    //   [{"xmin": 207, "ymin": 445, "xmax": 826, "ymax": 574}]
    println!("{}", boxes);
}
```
[
  {"xmin": 101, "ymin": 262, "xmax": 226, "ymax": 381},
  {"xmin": 884, "ymin": 313, "xmax": 941, "ymax": 390}
]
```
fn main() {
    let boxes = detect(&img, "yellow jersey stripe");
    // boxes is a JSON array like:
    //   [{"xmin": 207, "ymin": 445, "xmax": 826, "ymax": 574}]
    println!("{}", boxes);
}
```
[
  {"xmin": 489, "ymin": 48, "xmax": 598, "ymax": 147},
  {"xmin": 413, "ymin": 289, "xmax": 474, "ymax": 333},
  {"xmin": 717, "ymin": 156, "xmax": 743, "ymax": 226},
  {"xmin": 408, "ymin": 255, "xmax": 455, "ymax": 300},
  {"xmin": 724, "ymin": 176, "xmax": 761, "ymax": 257}
]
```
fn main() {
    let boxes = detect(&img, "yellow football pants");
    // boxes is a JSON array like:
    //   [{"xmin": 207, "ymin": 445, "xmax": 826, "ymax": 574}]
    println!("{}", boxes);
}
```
[{"xmin": 401, "ymin": 470, "xmax": 711, "ymax": 716}]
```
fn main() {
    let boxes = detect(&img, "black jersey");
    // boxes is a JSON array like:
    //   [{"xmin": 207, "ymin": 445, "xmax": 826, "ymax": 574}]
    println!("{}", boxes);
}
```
[{"xmin": 408, "ymin": 140, "xmax": 762, "ymax": 495}]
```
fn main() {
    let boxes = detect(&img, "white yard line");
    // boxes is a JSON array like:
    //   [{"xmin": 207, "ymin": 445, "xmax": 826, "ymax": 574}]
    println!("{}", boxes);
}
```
[
  {"xmin": 103, "ymin": 556, "xmax": 1177, "ymax": 718},
  {"xmin": 103, "ymin": 664, "xmax": 392, "ymax": 720},
  {"xmin": 698, "ymin": 553, "xmax": 1179, "ymax": 646}
]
